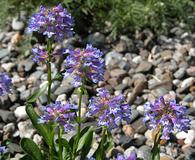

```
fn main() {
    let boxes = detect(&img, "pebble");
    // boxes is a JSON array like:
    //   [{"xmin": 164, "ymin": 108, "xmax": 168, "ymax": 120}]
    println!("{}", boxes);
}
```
[
  {"xmin": 136, "ymin": 61, "xmax": 152, "ymax": 73},
  {"xmin": 0, "ymin": 49, "xmax": 10, "ymax": 59},
  {"xmin": 12, "ymin": 18, "xmax": 25, "ymax": 31},
  {"xmin": 137, "ymin": 145, "xmax": 151, "ymax": 160},
  {"xmin": 173, "ymin": 67, "xmax": 186, "ymax": 79},
  {"xmin": 14, "ymin": 106, "xmax": 28, "ymax": 120},
  {"xmin": 87, "ymin": 32, "xmax": 105, "ymax": 47},
  {"xmin": 3, "ymin": 123, "xmax": 15, "ymax": 134},
  {"xmin": 17, "ymin": 121, "xmax": 36, "ymax": 138},
  {"xmin": 0, "ymin": 109, "xmax": 16, "ymax": 123}
]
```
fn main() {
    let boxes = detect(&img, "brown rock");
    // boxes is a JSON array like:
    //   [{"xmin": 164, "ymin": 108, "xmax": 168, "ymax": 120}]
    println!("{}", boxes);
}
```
[
  {"xmin": 187, "ymin": 66, "xmax": 195, "ymax": 77},
  {"xmin": 160, "ymin": 155, "xmax": 173, "ymax": 160},
  {"xmin": 136, "ymin": 61, "xmax": 152, "ymax": 73},
  {"xmin": 110, "ymin": 69, "xmax": 127, "ymax": 78},
  {"xmin": 122, "ymin": 125, "xmax": 135, "ymax": 137},
  {"xmin": 160, "ymin": 50, "xmax": 173, "ymax": 61}
]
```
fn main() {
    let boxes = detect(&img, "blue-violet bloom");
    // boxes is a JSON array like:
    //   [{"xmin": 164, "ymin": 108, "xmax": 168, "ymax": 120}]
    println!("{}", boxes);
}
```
[
  {"xmin": 0, "ymin": 73, "xmax": 11, "ymax": 96},
  {"xmin": 143, "ymin": 96, "xmax": 190, "ymax": 140},
  {"xmin": 0, "ymin": 145, "xmax": 6, "ymax": 155},
  {"xmin": 27, "ymin": 4, "xmax": 73, "ymax": 41},
  {"xmin": 39, "ymin": 101, "xmax": 77, "ymax": 132},
  {"xmin": 86, "ymin": 88, "xmax": 131, "ymax": 129},
  {"xmin": 64, "ymin": 44, "xmax": 105, "ymax": 87}
]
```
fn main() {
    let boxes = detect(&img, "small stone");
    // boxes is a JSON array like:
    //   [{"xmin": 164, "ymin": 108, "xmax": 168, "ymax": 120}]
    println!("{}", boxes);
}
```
[
  {"xmin": 178, "ymin": 77, "xmax": 194, "ymax": 92},
  {"xmin": 12, "ymin": 18, "xmax": 25, "ymax": 31},
  {"xmin": 186, "ymin": 66, "xmax": 195, "ymax": 76},
  {"xmin": 3, "ymin": 123, "xmax": 15, "ymax": 134},
  {"xmin": 136, "ymin": 61, "xmax": 152, "ymax": 73},
  {"xmin": 110, "ymin": 69, "xmax": 127, "ymax": 78},
  {"xmin": 131, "ymin": 118, "xmax": 147, "ymax": 134},
  {"xmin": 18, "ymin": 120, "xmax": 36, "ymax": 138},
  {"xmin": 136, "ymin": 105, "xmax": 144, "ymax": 115},
  {"xmin": 115, "ymin": 40, "xmax": 127, "ymax": 52},
  {"xmin": 33, "ymin": 134, "xmax": 42, "ymax": 145},
  {"xmin": 122, "ymin": 125, "xmax": 135, "ymax": 137},
  {"xmin": 105, "ymin": 51, "xmax": 122, "ymax": 67},
  {"xmin": 173, "ymin": 68, "xmax": 186, "ymax": 79},
  {"xmin": 20, "ymin": 90, "xmax": 30, "ymax": 101},
  {"xmin": 183, "ymin": 94, "xmax": 194, "ymax": 102},
  {"xmin": 176, "ymin": 131, "xmax": 188, "ymax": 140},
  {"xmin": 129, "ymin": 109, "xmax": 139, "ymax": 123},
  {"xmin": 0, "ymin": 49, "xmax": 10, "ymax": 59},
  {"xmin": 0, "ymin": 109, "xmax": 16, "ymax": 123},
  {"xmin": 160, "ymin": 50, "xmax": 173, "ymax": 61},
  {"xmin": 137, "ymin": 145, "xmax": 151, "ymax": 160},
  {"xmin": 7, "ymin": 143, "xmax": 22, "ymax": 153},
  {"xmin": 1, "ymin": 63, "xmax": 15, "ymax": 72},
  {"xmin": 160, "ymin": 155, "xmax": 173, "ymax": 160},
  {"xmin": 189, "ymin": 48, "xmax": 195, "ymax": 57},
  {"xmin": 14, "ymin": 106, "xmax": 28, "ymax": 120},
  {"xmin": 184, "ymin": 130, "xmax": 195, "ymax": 145}
]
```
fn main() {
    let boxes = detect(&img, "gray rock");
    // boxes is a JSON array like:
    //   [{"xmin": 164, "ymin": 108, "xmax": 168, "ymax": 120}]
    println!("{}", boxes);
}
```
[
  {"xmin": 12, "ymin": 18, "xmax": 25, "ymax": 31},
  {"xmin": 183, "ymin": 147, "xmax": 195, "ymax": 160},
  {"xmin": 173, "ymin": 67, "xmax": 186, "ymax": 79},
  {"xmin": 20, "ymin": 90, "xmax": 30, "ymax": 101},
  {"xmin": 0, "ymin": 95, "xmax": 11, "ymax": 109},
  {"xmin": 183, "ymin": 94, "xmax": 194, "ymax": 102},
  {"xmin": 131, "ymin": 118, "xmax": 147, "ymax": 134},
  {"xmin": 129, "ymin": 109, "xmax": 139, "ymax": 123},
  {"xmin": 0, "ymin": 109, "xmax": 16, "ymax": 123},
  {"xmin": 137, "ymin": 145, "xmax": 151, "ymax": 160},
  {"xmin": 189, "ymin": 48, "xmax": 195, "ymax": 57},
  {"xmin": 110, "ymin": 69, "xmax": 127, "ymax": 78},
  {"xmin": 7, "ymin": 143, "xmax": 22, "ymax": 153},
  {"xmin": 115, "ymin": 40, "xmax": 127, "ymax": 52},
  {"xmin": 105, "ymin": 51, "xmax": 123, "ymax": 67},
  {"xmin": 0, "ymin": 49, "xmax": 10, "ymax": 59},
  {"xmin": 3, "ymin": 123, "xmax": 15, "ymax": 134}
]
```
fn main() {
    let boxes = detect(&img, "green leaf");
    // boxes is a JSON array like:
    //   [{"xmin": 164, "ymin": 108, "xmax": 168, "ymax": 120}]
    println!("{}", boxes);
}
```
[
  {"xmin": 77, "ymin": 127, "xmax": 93, "ymax": 152},
  {"xmin": 25, "ymin": 104, "xmax": 51, "ymax": 146},
  {"xmin": 52, "ymin": 72, "xmax": 64, "ymax": 81},
  {"xmin": 27, "ymin": 82, "xmax": 48, "ymax": 103},
  {"xmin": 20, "ymin": 138, "xmax": 43, "ymax": 160}
]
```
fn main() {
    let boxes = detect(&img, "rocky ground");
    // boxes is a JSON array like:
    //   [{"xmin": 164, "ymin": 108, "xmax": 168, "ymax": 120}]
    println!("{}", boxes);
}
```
[{"xmin": 0, "ymin": 14, "xmax": 195, "ymax": 160}]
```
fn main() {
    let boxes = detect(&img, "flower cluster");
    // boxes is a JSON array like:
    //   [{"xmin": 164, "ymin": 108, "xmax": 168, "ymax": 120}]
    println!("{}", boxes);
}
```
[
  {"xmin": 28, "ymin": 4, "xmax": 73, "ymax": 41},
  {"xmin": 116, "ymin": 152, "xmax": 137, "ymax": 160},
  {"xmin": 39, "ymin": 101, "xmax": 77, "ymax": 132},
  {"xmin": 64, "ymin": 44, "xmax": 105, "ymax": 87},
  {"xmin": 0, "ymin": 145, "xmax": 5, "ymax": 155},
  {"xmin": 86, "ymin": 88, "xmax": 131, "ymax": 129},
  {"xmin": 143, "ymin": 96, "xmax": 190, "ymax": 140},
  {"xmin": 0, "ymin": 73, "xmax": 11, "ymax": 96}
]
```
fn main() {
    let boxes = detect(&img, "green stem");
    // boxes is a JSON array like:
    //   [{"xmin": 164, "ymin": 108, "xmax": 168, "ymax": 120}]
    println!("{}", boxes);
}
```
[
  {"xmin": 73, "ymin": 80, "xmax": 84, "ymax": 158},
  {"xmin": 99, "ymin": 126, "xmax": 106, "ymax": 160},
  {"xmin": 58, "ymin": 127, "xmax": 63, "ymax": 160},
  {"xmin": 46, "ymin": 39, "xmax": 53, "ymax": 160}
]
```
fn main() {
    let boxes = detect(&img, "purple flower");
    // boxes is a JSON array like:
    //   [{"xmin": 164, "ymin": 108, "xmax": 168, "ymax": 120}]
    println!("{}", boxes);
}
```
[
  {"xmin": 143, "ymin": 96, "xmax": 190, "ymax": 140},
  {"xmin": 116, "ymin": 152, "xmax": 137, "ymax": 160},
  {"xmin": 32, "ymin": 45, "xmax": 48, "ymax": 63},
  {"xmin": 39, "ymin": 101, "xmax": 77, "ymax": 132},
  {"xmin": 64, "ymin": 44, "xmax": 105, "ymax": 87},
  {"xmin": 0, "ymin": 145, "xmax": 6, "ymax": 155},
  {"xmin": 86, "ymin": 88, "xmax": 131, "ymax": 130},
  {"xmin": 27, "ymin": 4, "xmax": 73, "ymax": 41},
  {"xmin": 0, "ymin": 73, "xmax": 11, "ymax": 96}
]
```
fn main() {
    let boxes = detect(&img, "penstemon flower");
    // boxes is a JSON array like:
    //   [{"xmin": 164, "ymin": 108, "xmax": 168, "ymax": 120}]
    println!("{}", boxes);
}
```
[
  {"xmin": 64, "ymin": 44, "xmax": 105, "ymax": 87},
  {"xmin": 116, "ymin": 152, "xmax": 137, "ymax": 160},
  {"xmin": 86, "ymin": 88, "xmax": 131, "ymax": 129},
  {"xmin": 31, "ymin": 45, "xmax": 48, "ymax": 63},
  {"xmin": 143, "ymin": 96, "xmax": 190, "ymax": 140},
  {"xmin": 27, "ymin": 4, "xmax": 73, "ymax": 41},
  {"xmin": 0, "ymin": 145, "xmax": 6, "ymax": 155},
  {"xmin": 0, "ymin": 73, "xmax": 12, "ymax": 96},
  {"xmin": 39, "ymin": 101, "xmax": 77, "ymax": 132}
]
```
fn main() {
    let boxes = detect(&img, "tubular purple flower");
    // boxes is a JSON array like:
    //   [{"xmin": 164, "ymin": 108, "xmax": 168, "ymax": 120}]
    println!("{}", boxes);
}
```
[
  {"xmin": 27, "ymin": 4, "xmax": 73, "ymax": 41},
  {"xmin": 143, "ymin": 96, "xmax": 190, "ymax": 140},
  {"xmin": 32, "ymin": 45, "xmax": 48, "ymax": 63},
  {"xmin": 0, "ymin": 73, "xmax": 11, "ymax": 96},
  {"xmin": 0, "ymin": 145, "xmax": 6, "ymax": 155},
  {"xmin": 64, "ymin": 44, "xmax": 105, "ymax": 87},
  {"xmin": 39, "ymin": 101, "xmax": 77, "ymax": 132},
  {"xmin": 86, "ymin": 88, "xmax": 131, "ymax": 130}
]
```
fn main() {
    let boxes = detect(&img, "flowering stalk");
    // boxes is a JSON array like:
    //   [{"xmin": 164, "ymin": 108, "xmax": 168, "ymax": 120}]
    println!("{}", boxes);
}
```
[
  {"xmin": 99, "ymin": 126, "xmax": 107, "ymax": 160},
  {"xmin": 47, "ymin": 39, "xmax": 52, "ymax": 104}
]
